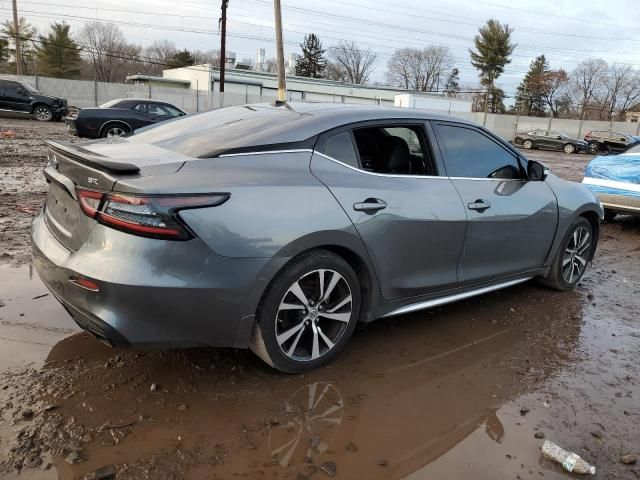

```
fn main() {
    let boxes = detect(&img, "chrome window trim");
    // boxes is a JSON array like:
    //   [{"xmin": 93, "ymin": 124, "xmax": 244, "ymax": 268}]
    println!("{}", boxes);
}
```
[
  {"xmin": 219, "ymin": 149, "xmax": 314, "ymax": 157},
  {"xmin": 220, "ymin": 149, "xmax": 526, "ymax": 182},
  {"xmin": 384, "ymin": 277, "xmax": 532, "ymax": 318}
]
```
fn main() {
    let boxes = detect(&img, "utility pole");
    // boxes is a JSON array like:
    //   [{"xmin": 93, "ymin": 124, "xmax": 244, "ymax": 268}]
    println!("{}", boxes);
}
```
[
  {"xmin": 12, "ymin": 0, "xmax": 22, "ymax": 75},
  {"xmin": 219, "ymin": 0, "xmax": 228, "ymax": 93},
  {"xmin": 273, "ymin": 0, "xmax": 287, "ymax": 101}
]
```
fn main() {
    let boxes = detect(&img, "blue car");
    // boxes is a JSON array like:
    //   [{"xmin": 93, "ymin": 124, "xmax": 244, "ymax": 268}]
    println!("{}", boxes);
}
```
[{"xmin": 583, "ymin": 143, "xmax": 640, "ymax": 220}]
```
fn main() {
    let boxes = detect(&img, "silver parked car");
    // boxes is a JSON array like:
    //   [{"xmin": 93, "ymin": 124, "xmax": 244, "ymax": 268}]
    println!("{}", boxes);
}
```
[{"xmin": 32, "ymin": 103, "xmax": 603, "ymax": 372}]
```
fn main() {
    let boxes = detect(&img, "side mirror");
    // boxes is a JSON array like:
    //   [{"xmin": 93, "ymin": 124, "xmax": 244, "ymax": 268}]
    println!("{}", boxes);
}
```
[{"xmin": 527, "ymin": 160, "xmax": 548, "ymax": 181}]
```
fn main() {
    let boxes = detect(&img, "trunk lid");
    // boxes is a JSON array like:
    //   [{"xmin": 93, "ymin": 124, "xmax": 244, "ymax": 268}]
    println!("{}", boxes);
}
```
[{"xmin": 42, "ymin": 140, "xmax": 190, "ymax": 251}]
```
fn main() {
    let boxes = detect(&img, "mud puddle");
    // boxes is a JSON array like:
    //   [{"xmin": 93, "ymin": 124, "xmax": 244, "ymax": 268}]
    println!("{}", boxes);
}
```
[
  {"xmin": 0, "ymin": 263, "xmax": 77, "ymax": 370},
  {"xmin": 1, "ymin": 249, "xmax": 638, "ymax": 479}
]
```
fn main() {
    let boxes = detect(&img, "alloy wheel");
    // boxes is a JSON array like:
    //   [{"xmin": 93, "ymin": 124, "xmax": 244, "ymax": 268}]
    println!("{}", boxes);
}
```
[
  {"xmin": 523, "ymin": 140, "xmax": 532, "ymax": 149},
  {"xmin": 275, "ymin": 269, "xmax": 353, "ymax": 362},
  {"xmin": 34, "ymin": 106, "xmax": 52, "ymax": 121},
  {"xmin": 564, "ymin": 144, "xmax": 575, "ymax": 154},
  {"xmin": 106, "ymin": 126, "xmax": 126, "ymax": 138},
  {"xmin": 562, "ymin": 226, "xmax": 591, "ymax": 284}
]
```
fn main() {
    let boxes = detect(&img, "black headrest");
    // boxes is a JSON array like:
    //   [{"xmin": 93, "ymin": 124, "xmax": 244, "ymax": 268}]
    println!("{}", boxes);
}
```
[{"xmin": 376, "ymin": 136, "xmax": 411, "ymax": 174}]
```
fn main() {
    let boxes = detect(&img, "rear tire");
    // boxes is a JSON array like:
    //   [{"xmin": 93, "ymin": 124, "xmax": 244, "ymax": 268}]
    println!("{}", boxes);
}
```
[
  {"xmin": 539, "ymin": 217, "xmax": 593, "ymax": 291},
  {"xmin": 251, "ymin": 250, "xmax": 361, "ymax": 373},
  {"xmin": 33, "ymin": 105, "xmax": 53, "ymax": 122},
  {"xmin": 523, "ymin": 139, "xmax": 533, "ymax": 149},
  {"xmin": 101, "ymin": 123, "xmax": 130, "ymax": 138},
  {"xmin": 563, "ymin": 143, "xmax": 576, "ymax": 154}
]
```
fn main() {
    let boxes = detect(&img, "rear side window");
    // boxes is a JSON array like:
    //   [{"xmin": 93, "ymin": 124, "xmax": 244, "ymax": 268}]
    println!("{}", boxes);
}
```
[
  {"xmin": 324, "ymin": 131, "xmax": 359, "ymax": 168},
  {"xmin": 435, "ymin": 124, "xmax": 523, "ymax": 180}
]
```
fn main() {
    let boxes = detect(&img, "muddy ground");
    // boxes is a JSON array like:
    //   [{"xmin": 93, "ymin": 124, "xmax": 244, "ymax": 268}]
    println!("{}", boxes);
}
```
[{"xmin": 0, "ymin": 117, "xmax": 639, "ymax": 479}]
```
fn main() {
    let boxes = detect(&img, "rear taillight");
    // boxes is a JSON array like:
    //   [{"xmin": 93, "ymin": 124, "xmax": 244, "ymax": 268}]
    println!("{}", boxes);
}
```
[{"xmin": 76, "ymin": 189, "xmax": 228, "ymax": 240}]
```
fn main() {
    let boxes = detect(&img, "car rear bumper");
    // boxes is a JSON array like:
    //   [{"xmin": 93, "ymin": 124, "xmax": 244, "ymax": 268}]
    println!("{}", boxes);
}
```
[
  {"xmin": 31, "ymin": 212, "xmax": 270, "ymax": 349},
  {"xmin": 65, "ymin": 118, "xmax": 98, "ymax": 138}
]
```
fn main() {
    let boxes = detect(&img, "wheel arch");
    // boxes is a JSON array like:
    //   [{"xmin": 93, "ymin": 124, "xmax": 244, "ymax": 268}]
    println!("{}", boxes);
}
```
[
  {"xmin": 30, "ymin": 101, "xmax": 49, "ymax": 113},
  {"xmin": 100, "ymin": 120, "xmax": 132, "ymax": 137},
  {"xmin": 255, "ymin": 233, "xmax": 381, "ymax": 326},
  {"xmin": 579, "ymin": 210, "xmax": 600, "ymax": 261}
]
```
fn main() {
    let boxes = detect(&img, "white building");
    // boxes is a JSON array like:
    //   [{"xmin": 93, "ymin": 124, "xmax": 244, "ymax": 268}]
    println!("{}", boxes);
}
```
[{"xmin": 126, "ymin": 65, "xmax": 472, "ymax": 112}]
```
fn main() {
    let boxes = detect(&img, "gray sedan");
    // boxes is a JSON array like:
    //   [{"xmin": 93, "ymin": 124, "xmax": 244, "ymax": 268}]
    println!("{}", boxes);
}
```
[{"xmin": 32, "ymin": 103, "xmax": 603, "ymax": 372}]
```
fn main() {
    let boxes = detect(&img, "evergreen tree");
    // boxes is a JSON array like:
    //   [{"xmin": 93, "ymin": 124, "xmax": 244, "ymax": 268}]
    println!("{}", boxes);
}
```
[
  {"xmin": 0, "ymin": 38, "xmax": 9, "ymax": 69},
  {"xmin": 469, "ymin": 19, "xmax": 515, "ymax": 113},
  {"xmin": 1, "ymin": 17, "xmax": 37, "ymax": 74},
  {"xmin": 444, "ymin": 68, "xmax": 460, "ymax": 96},
  {"xmin": 514, "ymin": 55, "xmax": 550, "ymax": 116},
  {"xmin": 168, "ymin": 49, "xmax": 195, "ymax": 68},
  {"xmin": 295, "ymin": 34, "xmax": 326, "ymax": 78},
  {"xmin": 36, "ymin": 23, "xmax": 81, "ymax": 78}
]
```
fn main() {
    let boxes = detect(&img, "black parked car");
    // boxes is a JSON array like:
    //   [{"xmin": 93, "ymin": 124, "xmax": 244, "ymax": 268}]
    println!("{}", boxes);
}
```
[
  {"xmin": 0, "ymin": 78, "xmax": 68, "ymax": 121},
  {"xmin": 584, "ymin": 130, "xmax": 639, "ymax": 154},
  {"xmin": 66, "ymin": 98, "xmax": 187, "ymax": 139},
  {"xmin": 514, "ymin": 129, "xmax": 588, "ymax": 154}
]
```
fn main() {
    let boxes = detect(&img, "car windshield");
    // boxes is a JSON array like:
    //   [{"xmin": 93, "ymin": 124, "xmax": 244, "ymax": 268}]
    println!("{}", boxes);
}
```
[{"xmin": 21, "ymin": 82, "xmax": 38, "ymax": 93}]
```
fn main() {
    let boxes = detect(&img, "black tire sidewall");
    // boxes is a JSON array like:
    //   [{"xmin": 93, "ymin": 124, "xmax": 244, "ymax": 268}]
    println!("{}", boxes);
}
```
[
  {"xmin": 552, "ymin": 217, "xmax": 593, "ymax": 290},
  {"xmin": 256, "ymin": 250, "xmax": 361, "ymax": 373}
]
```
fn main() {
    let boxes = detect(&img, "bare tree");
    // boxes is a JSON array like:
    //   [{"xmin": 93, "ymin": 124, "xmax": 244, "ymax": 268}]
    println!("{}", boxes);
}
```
[
  {"xmin": 617, "ymin": 71, "xmax": 640, "ymax": 119},
  {"xmin": 543, "ymin": 69, "xmax": 570, "ymax": 118},
  {"xmin": 142, "ymin": 40, "xmax": 177, "ymax": 74},
  {"xmin": 386, "ymin": 46, "xmax": 452, "ymax": 92},
  {"xmin": 324, "ymin": 61, "xmax": 348, "ymax": 81},
  {"xmin": 328, "ymin": 41, "xmax": 376, "ymax": 84},
  {"xmin": 192, "ymin": 49, "xmax": 221, "ymax": 67},
  {"xmin": 600, "ymin": 64, "xmax": 640, "ymax": 121},
  {"xmin": 77, "ymin": 22, "xmax": 134, "ymax": 82},
  {"xmin": 572, "ymin": 58, "xmax": 607, "ymax": 118}
]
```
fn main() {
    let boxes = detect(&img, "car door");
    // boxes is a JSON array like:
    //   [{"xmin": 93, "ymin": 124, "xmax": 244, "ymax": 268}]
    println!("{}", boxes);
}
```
[
  {"xmin": 3, "ymin": 81, "xmax": 30, "ymax": 112},
  {"xmin": 310, "ymin": 121, "xmax": 468, "ymax": 301},
  {"xmin": 548, "ymin": 131, "xmax": 564, "ymax": 150},
  {"xmin": 432, "ymin": 121, "xmax": 558, "ymax": 284}
]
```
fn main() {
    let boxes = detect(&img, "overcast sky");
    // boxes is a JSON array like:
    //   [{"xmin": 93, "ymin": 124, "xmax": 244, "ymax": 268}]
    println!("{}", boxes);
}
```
[{"xmin": 2, "ymin": 0, "xmax": 640, "ymax": 100}]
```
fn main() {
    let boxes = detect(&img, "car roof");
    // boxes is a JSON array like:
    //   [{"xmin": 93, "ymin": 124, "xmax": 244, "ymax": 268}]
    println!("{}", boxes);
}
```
[{"xmin": 128, "ymin": 102, "xmax": 481, "ymax": 158}]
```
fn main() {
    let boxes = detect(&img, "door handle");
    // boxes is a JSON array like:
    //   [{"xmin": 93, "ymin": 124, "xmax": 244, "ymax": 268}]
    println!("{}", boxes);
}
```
[
  {"xmin": 353, "ymin": 198, "xmax": 387, "ymax": 213},
  {"xmin": 467, "ymin": 199, "xmax": 491, "ymax": 212}
]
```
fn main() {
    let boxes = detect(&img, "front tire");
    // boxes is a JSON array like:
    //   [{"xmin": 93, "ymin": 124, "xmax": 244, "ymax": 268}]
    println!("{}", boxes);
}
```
[
  {"xmin": 251, "ymin": 250, "xmax": 361, "ymax": 373},
  {"xmin": 33, "ymin": 105, "xmax": 53, "ymax": 122},
  {"xmin": 539, "ymin": 217, "xmax": 593, "ymax": 291}
]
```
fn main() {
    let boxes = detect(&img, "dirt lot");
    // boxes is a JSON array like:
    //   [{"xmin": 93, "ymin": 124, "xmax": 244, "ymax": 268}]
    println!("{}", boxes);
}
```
[{"xmin": 0, "ymin": 117, "xmax": 639, "ymax": 480}]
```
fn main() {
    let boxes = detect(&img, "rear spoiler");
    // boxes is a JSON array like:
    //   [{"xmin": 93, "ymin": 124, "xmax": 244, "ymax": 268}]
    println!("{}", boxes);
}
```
[{"xmin": 45, "ymin": 140, "xmax": 140, "ymax": 173}]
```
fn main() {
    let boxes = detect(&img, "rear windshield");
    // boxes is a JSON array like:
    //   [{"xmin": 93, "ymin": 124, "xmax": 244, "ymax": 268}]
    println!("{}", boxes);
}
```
[{"xmin": 128, "ymin": 105, "xmax": 307, "ymax": 157}]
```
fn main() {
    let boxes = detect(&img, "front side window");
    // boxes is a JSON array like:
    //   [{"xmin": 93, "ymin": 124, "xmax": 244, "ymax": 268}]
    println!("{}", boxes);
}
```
[
  {"xmin": 162, "ymin": 105, "xmax": 184, "ymax": 117},
  {"xmin": 324, "ymin": 131, "xmax": 358, "ymax": 168},
  {"xmin": 435, "ymin": 124, "xmax": 523, "ymax": 180},
  {"xmin": 5, "ymin": 81, "xmax": 21, "ymax": 96}
]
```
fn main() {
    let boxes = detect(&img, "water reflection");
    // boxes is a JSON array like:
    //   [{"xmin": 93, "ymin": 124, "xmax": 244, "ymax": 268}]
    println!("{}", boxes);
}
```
[{"xmin": 5, "ymin": 279, "xmax": 584, "ymax": 479}]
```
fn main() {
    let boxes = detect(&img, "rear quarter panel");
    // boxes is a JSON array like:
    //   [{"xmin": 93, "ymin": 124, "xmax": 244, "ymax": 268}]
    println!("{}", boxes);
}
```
[{"xmin": 113, "ymin": 151, "xmax": 379, "ymax": 318}]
